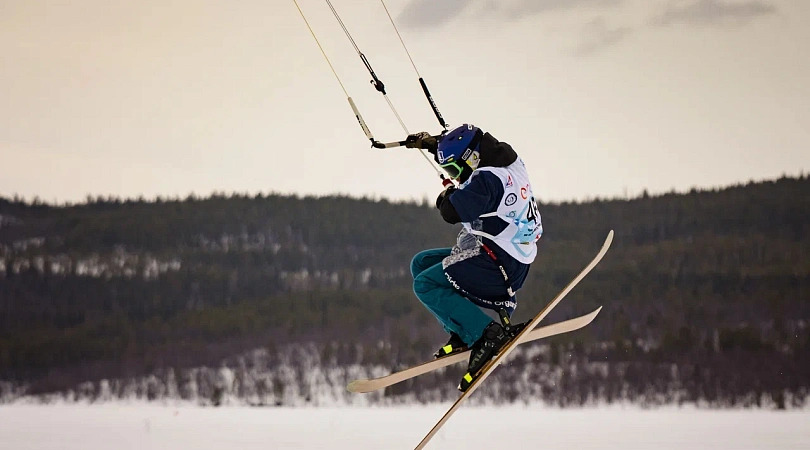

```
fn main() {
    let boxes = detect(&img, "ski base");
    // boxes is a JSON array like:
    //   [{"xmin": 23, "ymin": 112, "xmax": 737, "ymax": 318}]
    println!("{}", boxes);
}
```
[
  {"xmin": 414, "ymin": 230, "xmax": 613, "ymax": 449},
  {"xmin": 347, "ymin": 307, "xmax": 601, "ymax": 394}
]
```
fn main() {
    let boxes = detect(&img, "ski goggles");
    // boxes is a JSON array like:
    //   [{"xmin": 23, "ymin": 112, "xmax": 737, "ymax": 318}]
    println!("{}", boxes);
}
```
[{"xmin": 439, "ymin": 161, "xmax": 465, "ymax": 179}]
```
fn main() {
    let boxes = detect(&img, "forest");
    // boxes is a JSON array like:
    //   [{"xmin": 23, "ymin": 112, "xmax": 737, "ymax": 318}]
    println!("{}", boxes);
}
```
[{"xmin": 0, "ymin": 175, "xmax": 808, "ymax": 407}]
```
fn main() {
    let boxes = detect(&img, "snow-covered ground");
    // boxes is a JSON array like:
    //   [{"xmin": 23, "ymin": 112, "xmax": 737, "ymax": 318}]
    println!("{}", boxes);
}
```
[{"xmin": 0, "ymin": 404, "xmax": 807, "ymax": 450}]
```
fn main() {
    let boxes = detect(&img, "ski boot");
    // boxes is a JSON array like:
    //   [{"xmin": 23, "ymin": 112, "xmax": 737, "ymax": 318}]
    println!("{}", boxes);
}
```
[
  {"xmin": 458, "ymin": 309, "xmax": 526, "ymax": 392},
  {"xmin": 433, "ymin": 332, "xmax": 469, "ymax": 359}
]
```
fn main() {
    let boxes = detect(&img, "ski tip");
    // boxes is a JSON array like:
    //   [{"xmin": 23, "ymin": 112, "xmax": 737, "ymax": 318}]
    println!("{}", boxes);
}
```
[
  {"xmin": 597, "ymin": 230, "xmax": 614, "ymax": 255},
  {"xmin": 575, "ymin": 306, "xmax": 602, "ymax": 327}
]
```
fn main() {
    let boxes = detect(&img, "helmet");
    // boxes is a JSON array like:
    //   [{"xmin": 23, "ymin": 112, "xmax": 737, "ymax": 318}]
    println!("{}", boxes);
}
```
[{"xmin": 436, "ymin": 124, "xmax": 483, "ymax": 182}]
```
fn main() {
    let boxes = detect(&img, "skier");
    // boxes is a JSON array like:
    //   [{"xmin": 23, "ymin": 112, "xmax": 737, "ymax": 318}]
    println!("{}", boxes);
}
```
[{"xmin": 405, "ymin": 124, "xmax": 543, "ymax": 390}]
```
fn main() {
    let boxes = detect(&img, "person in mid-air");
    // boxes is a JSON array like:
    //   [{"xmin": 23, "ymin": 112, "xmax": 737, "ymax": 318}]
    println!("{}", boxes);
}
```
[{"xmin": 405, "ymin": 124, "xmax": 543, "ymax": 391}]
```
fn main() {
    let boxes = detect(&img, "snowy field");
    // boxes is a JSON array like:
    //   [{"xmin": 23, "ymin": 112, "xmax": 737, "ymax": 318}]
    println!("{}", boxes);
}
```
[{"xmin": 1, "ymin": 404, "xmax": 808, "ymax": 450}]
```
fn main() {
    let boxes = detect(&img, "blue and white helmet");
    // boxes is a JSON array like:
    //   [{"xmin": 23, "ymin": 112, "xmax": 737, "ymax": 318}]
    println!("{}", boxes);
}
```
[{"xmin": 435, "ymin": 124, "xmax": 483, "ymax": 182}]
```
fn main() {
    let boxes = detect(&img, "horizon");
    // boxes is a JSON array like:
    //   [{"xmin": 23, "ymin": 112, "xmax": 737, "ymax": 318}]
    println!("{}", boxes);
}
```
[{"xmin": 1, "ymin": 171, "xmax": 805, "ymax": 208}]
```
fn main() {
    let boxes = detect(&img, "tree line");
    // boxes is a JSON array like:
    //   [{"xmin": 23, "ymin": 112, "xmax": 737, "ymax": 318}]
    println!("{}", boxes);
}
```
[{"xmin": 0, "ymin": 175, "xmax": 808, "ymax": 406}]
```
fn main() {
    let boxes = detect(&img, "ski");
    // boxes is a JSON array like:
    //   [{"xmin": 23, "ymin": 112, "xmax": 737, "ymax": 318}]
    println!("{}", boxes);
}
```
[
  {"xmin": 414, "ymin": 230, "xmax": 613, "ymax": 450},
  {"xmin": 346, "ymin": 306, "xmax": 601, "ymax": 394}
]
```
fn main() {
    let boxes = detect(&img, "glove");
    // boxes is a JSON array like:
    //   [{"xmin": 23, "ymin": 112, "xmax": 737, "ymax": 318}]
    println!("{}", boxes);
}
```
[
  {"xmin": 435, "ymin": 186, "xmax": 457, "ymax": 209},
  {"xmin": 405, "ymin": 132, "xmax": 438, "ymax": 152}
]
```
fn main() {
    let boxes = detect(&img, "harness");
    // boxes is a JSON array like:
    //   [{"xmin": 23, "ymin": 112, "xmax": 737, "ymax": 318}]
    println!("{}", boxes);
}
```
[
  {"xmin": 480, "ymin": 242, "xmax": 516, "ymax": 298},
  {"xmin": 443, "ymin": 240, "xmax": 518, "ymax": 317}
]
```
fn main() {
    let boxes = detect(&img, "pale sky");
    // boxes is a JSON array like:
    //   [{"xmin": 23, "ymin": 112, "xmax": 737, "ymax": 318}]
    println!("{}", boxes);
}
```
[{"xmin": 2, "ymin": 0, "xmax": 808, "ymax": 204}]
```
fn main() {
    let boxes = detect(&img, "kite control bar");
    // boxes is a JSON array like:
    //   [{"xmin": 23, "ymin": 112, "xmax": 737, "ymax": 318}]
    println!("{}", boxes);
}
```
[{"xmin": 371, "ymin": 134, "xmax": 441, "ymax": 150}]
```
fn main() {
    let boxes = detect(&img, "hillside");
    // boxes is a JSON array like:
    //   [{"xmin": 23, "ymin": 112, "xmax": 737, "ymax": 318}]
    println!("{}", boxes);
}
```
[{"xmin": 1, "ymin": 176, "xmax": 808, "ymax": 407}]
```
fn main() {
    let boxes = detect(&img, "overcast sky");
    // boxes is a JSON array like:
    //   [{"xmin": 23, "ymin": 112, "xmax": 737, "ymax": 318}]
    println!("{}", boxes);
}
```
[{"xmin": 2, "ymin": 0, "xmax": 808, "ymax": 204}]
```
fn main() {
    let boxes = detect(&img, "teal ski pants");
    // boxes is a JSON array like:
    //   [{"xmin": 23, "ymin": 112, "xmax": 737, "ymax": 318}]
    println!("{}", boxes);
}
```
[{"xmin": 411, "ymin": 249, "xmax": 493, "ymax": 346}]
